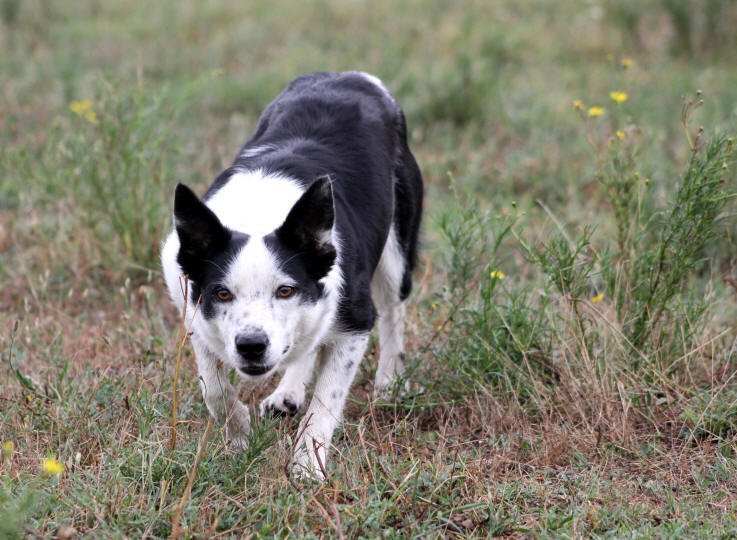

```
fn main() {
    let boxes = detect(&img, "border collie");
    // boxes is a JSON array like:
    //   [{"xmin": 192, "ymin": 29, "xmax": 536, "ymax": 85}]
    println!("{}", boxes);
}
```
[{"xmin": 161, "ymin": 71, "xmax": 423, "ymax": 478}]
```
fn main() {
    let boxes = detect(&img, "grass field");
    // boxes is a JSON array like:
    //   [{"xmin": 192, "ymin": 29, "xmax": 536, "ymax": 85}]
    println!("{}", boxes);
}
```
[{"xmin": 2, "ymin": 0, "xmax": 737, "ymax": 537}]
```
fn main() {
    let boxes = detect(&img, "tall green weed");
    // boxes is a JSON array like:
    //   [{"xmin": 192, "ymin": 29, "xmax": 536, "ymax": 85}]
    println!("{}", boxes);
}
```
[
  {"xmin": 5, "ymin": 79, "xmax": 196, "ymax": 280},
  {"xmin": 418, "ymin": 106, "xmax": 735, "ymax": 438}
]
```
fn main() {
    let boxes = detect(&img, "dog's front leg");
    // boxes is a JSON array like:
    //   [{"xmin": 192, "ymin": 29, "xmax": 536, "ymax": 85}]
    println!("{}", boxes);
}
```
[
  {"xmin": 292, "ymin": 332, "xmax": 368, "ymax": 480},
  {"xmin": 192, "ymin": 336, "xmax": 251, "ymax": 449}
]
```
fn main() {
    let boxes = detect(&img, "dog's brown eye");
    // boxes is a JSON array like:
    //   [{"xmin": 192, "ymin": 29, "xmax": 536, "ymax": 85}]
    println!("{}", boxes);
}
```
[
  {"xmin": 215, "ymin": 288, "xmax": 232, "ymax": 301},
  {"xmin": 276, "ymin": 285, "xmax": 294, "ymax": 298}
]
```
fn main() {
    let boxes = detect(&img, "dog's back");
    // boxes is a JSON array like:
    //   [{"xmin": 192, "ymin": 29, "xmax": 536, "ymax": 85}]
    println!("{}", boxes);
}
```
[{"xmin": 201, "ymin": 71, "xmax": 422, "ymax": 332}]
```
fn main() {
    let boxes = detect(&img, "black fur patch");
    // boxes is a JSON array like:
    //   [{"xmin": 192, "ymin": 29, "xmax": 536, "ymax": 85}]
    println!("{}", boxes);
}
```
[
  {"xmin": 173, "ymin": 183, "xmax": 249, "ymax": 318},
  {"xmin": 260, "ymin": 176, "xmax": 336, "ymax": 302},
  {"xmin": 187, "ymin": 232, "xmax": 249, "ymax": 319},
  {"xmin": 263, "ymin": 231, "xmax": 332, "ymax": 303}
]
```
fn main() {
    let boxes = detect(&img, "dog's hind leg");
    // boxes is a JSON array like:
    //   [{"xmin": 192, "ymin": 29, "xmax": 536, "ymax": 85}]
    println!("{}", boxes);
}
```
[
  {"xmin": 259, "ymin": 351, "xmax": 316, "ymax": 417},
  {"xmin": 193, "ymin": 336, "xmax": 251, "ymax": 449},
  {"xmin": 371, "ymin": 226, "xmax": 408, "ymax": 395},
  {"xmin": 374, "ymin": 299, "xmax": 407, "ymax": 395},
  {"xmin": 373, "ymin": 129, "xmax": 423, "ymax": 396}
]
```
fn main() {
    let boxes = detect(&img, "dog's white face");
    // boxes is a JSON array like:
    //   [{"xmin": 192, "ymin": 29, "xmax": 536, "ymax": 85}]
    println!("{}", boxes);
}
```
[
  {"xmin": 165, "ymin": 177, "xmax": 340, "ymax": 379},
  {"xmin": 193, "ymin": 238, "xmax": 333, "ymax": 376}
]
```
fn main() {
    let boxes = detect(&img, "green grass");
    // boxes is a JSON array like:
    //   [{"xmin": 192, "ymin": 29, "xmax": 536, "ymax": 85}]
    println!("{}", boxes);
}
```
[{"xmin": 2, "ymin": 0, "xmax": 737, "ymax": 537}]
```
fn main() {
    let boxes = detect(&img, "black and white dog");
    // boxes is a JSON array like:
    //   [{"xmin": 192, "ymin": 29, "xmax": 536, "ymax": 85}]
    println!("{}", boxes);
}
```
[{"xmin": 161, "ymin": 72, "xmax": 423, "ymax": 478}]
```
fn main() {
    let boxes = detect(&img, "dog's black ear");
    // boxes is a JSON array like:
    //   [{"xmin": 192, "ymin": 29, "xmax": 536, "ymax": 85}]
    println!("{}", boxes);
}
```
[
  {"xmin": 174, "ymin": 183, "xmax": 229, "ymax": 276},
  {"xmin": 276, "ymin": 176, "xmax": 336, "ymax": 276}
]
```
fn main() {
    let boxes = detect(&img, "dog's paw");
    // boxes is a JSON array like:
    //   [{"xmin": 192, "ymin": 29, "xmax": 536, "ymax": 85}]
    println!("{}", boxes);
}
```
[
  {"xmin": 291, "ymin": 447, "xmax": 327, "ymax": 482},
  {"xmin": 289, "ymin": 421, "xmax": 331, "ymax": 482},
  {"xmin": 228, "ymin": 435, "xmax": 249, "ymax": 451},
  {"xmin": 373, "ymin": 378, "xmax": 423, "ymax": 401},
  {"xmin": 372, "ymin": 376, "xmax": 407, "ymax": 400},
  {"xmin": 259, "ymin": 390, "xmax": 303, "ymax": 418},
  {"xmin": 220, "ymin": 399, "xmax": 251, "ymax": 449},
  {"xmin": 373, "ymin": 356, "xmax": 410, "ymax": 399},
  {"xmin": 372, "ymin": 372, "xmax": 393, "ymax": 397}
]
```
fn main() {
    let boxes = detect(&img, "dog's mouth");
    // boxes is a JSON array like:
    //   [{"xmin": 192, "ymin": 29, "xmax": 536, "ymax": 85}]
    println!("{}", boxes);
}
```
[{"xmin": 239, "ymin": 364, "xmax": 272, "ymax": 376}]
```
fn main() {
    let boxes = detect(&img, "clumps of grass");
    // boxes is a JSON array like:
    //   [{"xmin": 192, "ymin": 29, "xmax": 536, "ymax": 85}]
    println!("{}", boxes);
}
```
[
  {"xmin": 0, "ymin": 0, "xmax": 20, "ymax": 26},
  {"xmin": 606, "ymin": 0, "xmax": 737, "ymax": 59},
  {"xmin": 398, "ymin": 13, "xmax": 516, "ymax": 133},
  {"xmin": 414, "ymin": 93, "xmax": 736, "ymax": 449},
  {"xmin": 618, "ymin": 134, "xmax": 734, "ymax": 352},
  {"xmin": 417, "ymin": 187, "xmax": 543, "ymax": 401},
  {"xmin": 62, "ymin": 80, "xmax": 188, "ymax": 277},
  {"xmin": 0, "ymin": 442, "xmax": 69, "ymax": 539},
  {"xmin": 4, "ymin": 1, "xmax": 737, "ymax": 534},
  {"xmin": 681, "ymin": 388, "xmax": 737, "ymax": 441},
  {"xmin": 5, "ymin": 78, "xmax": 196, "ymax": 283},
  {"xmin": 0, "ymin": 478, "xmax": 38, "ymax": 539}
]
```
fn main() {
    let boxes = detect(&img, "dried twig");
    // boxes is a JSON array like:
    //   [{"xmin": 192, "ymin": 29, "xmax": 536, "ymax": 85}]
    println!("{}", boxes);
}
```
[
  {"xmin": 312, "ymin": 437, "xmax": 331, "ymax": 485},
  {"xmin": 285, "ymin": 413, "xmax": 314, "ymax": 490},
  {"xmin": 169, "ymin": 417, "xmax": 215, "ymax": 539},
  {"xmin": 170, "ymin": 276, "xmax": 200, "ymax": 451}
]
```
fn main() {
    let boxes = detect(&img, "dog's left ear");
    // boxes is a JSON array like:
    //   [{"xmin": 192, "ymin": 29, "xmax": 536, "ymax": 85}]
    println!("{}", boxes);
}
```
[
  {"xmin": 276, "ymin": 176, "xmax": 336, "ymax": 275},
  {"xmin": 174, "ymin": 183, "xmax": 230, "ymax": 279}
]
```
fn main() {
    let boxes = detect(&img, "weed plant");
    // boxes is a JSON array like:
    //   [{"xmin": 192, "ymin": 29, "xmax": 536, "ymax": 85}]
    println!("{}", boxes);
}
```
[
  {"xmin": 421, "ymin": 121, "xmax": 736, "ymax": 443},
  {"xmin": 6, "ymin": 82, "xmax": 194, "ymax": 281}
]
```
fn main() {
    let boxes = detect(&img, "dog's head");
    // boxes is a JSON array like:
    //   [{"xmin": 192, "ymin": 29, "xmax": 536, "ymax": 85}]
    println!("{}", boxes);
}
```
[{"xmin": 173, "ymin": 177, "xmax": 338, "ymax": 378}]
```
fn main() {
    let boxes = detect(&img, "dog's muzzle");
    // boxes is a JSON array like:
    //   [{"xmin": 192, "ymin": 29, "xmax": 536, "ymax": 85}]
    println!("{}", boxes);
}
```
[{"xmin": 235, "ymin": 331, "xmax": 271, "ymax": 375}]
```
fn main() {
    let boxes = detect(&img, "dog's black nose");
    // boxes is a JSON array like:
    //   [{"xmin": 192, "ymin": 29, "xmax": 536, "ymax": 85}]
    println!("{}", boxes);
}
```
[{"xmin": 235, "ymin": 332, "xmax": 269, "ymax": 361}]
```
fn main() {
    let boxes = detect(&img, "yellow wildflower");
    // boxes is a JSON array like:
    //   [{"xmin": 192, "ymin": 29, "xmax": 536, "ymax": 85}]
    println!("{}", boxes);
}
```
[
  {"xmin": 42, "ymin": 457, "xmax": 64, "ymax": 476},
  {"xmin": 2, "ymin": 441, "xmax": 14, "ymax": 454},
  {"xmin": 490, "ymin": 270, "xmax": 506, "ymax": 280},
  {"xmin": 616, "ymin": 130, "xmax": 626, "ymax": 139},
  {"xmin": 588, "ymin": 107, "xmax": 605, "ymax": 117},
  {"xmin": 84, "ymin": 110, "xmax": 98, "ymax": 123},
  {"xmin": 620, "ymin": 58, "xmax": 634, "ymax": 68},
  {"xmin": 591, "ymin": 294, "xmax": 604, "ymax": 303},
  {"xmin": 610, "ymin": 91, "xmax": 628, "ymax": 103},
  {"xmin": 572, "ymin": 100, "xmax": 584, "ymax": 111},
  {"xmin": 69, "ymin": 99, "xmax": 93, "ymax": 115}
]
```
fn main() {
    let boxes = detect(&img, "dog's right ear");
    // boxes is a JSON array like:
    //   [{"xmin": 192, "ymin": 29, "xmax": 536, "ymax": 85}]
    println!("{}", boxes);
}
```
[
  {"xmin": 275, "ymin": 176, "xmax": 337, "ymax": 280},
  {"xmin": 174, "ymin": 183, "xmax": 229, "ymax": 273}
]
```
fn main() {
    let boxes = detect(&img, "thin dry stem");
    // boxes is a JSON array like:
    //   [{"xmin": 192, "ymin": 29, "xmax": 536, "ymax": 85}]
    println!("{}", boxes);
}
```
[
  {"xmin": 170, "ymin": 276, "xmax": 200, "ymax": 451},
  {"xmin": 170, "ymin": 417, "xmax": 215, "ymax": 540}
]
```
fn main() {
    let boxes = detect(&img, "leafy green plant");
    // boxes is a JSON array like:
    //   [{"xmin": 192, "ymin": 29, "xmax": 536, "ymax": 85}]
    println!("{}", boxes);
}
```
[
  {"xmin": 623, "ymin": 135, "xmax": 735, "ymax": 351},
  {"xmin": 417, "ymin": 191, "xmax": 555, "ymax": 402},
  {"xmin": 5, "ymin": 79, "xmax": 195, "ymax": 281},
  {"xmin": 63, "ymin": 81, "xmax": 188, "ymax": 276},
  {"xmin": 681, "ymin": 388, "xmax": 737, "ymax": 440},
  {"xmin": 0, "ymin": 479, "xmax": 38, "ymax": 539}
]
